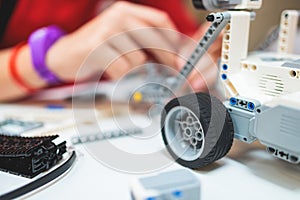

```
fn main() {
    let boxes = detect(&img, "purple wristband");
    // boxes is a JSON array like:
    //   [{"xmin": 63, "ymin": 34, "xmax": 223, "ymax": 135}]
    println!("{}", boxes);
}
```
[{"xmin": 29, "ymin": 26, "xmax": 65, "ymax": 85}]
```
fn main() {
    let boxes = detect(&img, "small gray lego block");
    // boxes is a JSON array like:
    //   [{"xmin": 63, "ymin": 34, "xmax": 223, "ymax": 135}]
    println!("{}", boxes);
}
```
[
  {"xmin": 224, "ymin": 101, "xmax": 257, "ymax": 143},
  {"xmin": 130, "ymin": 169, "xmax": 200, "ymax": 200},
  {"xmin": 255, "ymin": 104, "xmax": 300, "ymax": 163}
]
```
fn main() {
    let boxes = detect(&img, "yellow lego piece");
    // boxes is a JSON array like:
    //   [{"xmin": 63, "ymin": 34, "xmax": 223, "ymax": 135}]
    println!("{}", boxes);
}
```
[{"xmin": 133, "ymin": 92, "xmax": 143, "ymax": 102}]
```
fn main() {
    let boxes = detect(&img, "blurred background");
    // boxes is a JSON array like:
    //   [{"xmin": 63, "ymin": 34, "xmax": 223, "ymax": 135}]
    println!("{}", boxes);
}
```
[{"xmin": 186, "ymin": 0, "xmax": 300, "ymax": 51}]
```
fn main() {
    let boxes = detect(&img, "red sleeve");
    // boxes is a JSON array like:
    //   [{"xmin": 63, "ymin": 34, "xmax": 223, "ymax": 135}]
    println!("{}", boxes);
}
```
[
  {"xmin": 133, "ymin": 0, "xmax": 198, "ymax": 36},
  {"xmin": 0, "ymin": 0, "xmax": 99, "ymax": 49},
  {"xmin": 1, "ymin": 0, "xmax": 198, "ymax": 49}
]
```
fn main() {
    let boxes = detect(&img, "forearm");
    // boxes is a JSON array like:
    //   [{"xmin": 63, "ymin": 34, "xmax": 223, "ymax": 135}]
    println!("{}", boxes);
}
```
[
  {"xmin": 0, "ymin": 45, "xmax": 46, "ymax": 102},
  {"xmin": 0, "ymin": 1, "xmax": 187, "ymax": 103}
]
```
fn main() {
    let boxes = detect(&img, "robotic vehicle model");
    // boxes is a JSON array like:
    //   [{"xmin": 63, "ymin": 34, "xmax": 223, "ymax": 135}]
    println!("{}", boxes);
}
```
[{"xmin": 134, "ymin": 0, "xmax": 300, "ymax": 168}]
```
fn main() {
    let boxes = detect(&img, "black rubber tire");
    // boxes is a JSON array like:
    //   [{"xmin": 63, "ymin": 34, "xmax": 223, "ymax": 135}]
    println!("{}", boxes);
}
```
[
  {"xmin": 161, "ymin": 92, "xmax": 234, "ymax": 169},
  {"xmin": 192, "ymin": 0, "xmax": 205, "ymax": 9}
]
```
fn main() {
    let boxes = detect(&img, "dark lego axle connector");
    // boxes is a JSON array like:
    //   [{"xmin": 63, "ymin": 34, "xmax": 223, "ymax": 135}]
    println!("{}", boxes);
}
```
[{"xmin": 0, "ymin": 135, "xmax": 67, "ymax": 178}]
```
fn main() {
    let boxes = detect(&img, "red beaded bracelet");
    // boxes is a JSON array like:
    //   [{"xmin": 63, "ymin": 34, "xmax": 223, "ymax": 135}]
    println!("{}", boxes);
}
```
[{"xmin": 9, "ymin": 42, "xmax": 37, "ymax": 94}]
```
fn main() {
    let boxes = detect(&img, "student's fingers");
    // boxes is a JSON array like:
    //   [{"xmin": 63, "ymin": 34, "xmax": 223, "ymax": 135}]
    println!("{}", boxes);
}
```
[
  {"xmin": 127, "ymin": 3, "xmax": 181, "ymax": 48},
  {"xmin": 111, "ymin": 1, "xmax": 177, "ymax": 30},
  {"xmin": 64, "ymin": 1, "xmax": 185, "ymax": 81},
  {"xmin": 105, "ymin": 56, "xmax": 131, "ymax": 80},
  {"xmin": 189, "ymin": 59, "xmax": 219, "ymax": 91},
  {"xmin": 123, "ymin": 18, "xmax": 178, "ymax": 68},
  {"xmin": 109, "ymin": 33, "xmax": 148, "ymax": 67},
  {"xmin": 88, "ymin": 44, "xmax": 131, "ymax": 80},
  {"xmin": 194, "ymin": 66, "xmax": 218, "ymax": 91},
  {"xmin": 111, "ymin": 1, "xmax": 181, "ymax": 50}
]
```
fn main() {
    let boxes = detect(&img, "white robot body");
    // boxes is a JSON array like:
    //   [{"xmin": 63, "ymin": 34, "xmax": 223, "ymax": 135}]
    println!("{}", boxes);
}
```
[{"xmin": 221, "ymin": 10, "xmax": 300, "ymax": 163}]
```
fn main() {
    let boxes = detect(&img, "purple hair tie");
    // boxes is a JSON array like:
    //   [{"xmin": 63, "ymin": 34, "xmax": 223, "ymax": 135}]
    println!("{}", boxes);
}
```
[{"xmin": 29, "ymin": 25, "xmax": 65, "ymax": 85}]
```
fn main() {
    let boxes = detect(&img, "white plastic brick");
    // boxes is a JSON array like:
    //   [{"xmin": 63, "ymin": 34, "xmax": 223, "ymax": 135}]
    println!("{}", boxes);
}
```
[
  {"xmin": 235, "ymin": 0, "xmax": 262, "ymax": 10},
  {"xmin": 221, "ymin": 11, "xmax": 251, "ymax": 75},
  {"xmin": 278, "ymin": 10, "xmax": 299, "ymax": 54}
]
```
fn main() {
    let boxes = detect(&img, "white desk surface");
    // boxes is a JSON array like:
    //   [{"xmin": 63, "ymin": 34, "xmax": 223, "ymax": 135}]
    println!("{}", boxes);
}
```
[{"xmin": 0, "ymin": 105, "xmax": 299, "ymax": 200}]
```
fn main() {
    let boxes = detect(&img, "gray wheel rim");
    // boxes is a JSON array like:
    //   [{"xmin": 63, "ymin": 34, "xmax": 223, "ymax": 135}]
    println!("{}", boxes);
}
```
[{"xmin": 164, "ymin": 106, "xmax": 205, "ymax": 161}]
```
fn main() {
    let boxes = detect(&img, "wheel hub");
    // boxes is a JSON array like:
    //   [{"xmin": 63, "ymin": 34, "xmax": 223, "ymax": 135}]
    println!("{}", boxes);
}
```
[{"xmin": 164, "ymin": 106, "xmax": 205, "ymax": 161}]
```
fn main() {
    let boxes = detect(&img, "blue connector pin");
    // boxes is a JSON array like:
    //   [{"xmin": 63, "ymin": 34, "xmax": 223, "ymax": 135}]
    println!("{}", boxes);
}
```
[
  {"xmin": 221, "ymin": 74, "xmax": 227, "ymax": 80},
  {"xmin": 146, "ymin": 197, "xmax": 157, "ymax": 200},
  {"xmin": 172, "ymin": 190, "xmax": 183, "ymax": 198},
  {"xmin": 230, "ymin": 97, "xmax": 237, "ymax": 106},
  {"xmin": 222, "ymin": 64, "xmax": 228, "ymax": 70},
  {"xmin": 247, "ymin": 102, "xmax": 255, "ymax": 111}
]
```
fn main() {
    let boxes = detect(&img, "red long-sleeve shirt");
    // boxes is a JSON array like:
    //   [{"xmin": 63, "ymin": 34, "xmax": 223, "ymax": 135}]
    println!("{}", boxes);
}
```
[{"xmin": 0, "ymin": 0, "xmax": 198, "ymax": 49}]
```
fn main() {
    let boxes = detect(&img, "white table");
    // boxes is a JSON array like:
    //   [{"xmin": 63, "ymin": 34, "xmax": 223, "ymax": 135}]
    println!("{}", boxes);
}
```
[{"xmin": 0, "ymin": 105, "xmax": 300, "ymax": 200}]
